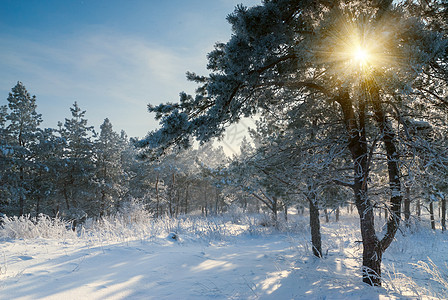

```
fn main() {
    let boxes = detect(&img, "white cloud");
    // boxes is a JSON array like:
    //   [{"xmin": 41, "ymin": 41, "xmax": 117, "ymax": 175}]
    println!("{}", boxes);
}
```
[{"xmin": 0, "ymin": 30, "xmax": 207, "ymax": 137}]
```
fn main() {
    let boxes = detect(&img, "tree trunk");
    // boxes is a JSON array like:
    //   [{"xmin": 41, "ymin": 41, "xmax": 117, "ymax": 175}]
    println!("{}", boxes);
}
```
[
  {"xmin": 175, "ymin": 190, "xmax": 180, "ymax": 218},
  {"xmin": 272, "ymin": 196, "xmax": 278, "ymax": 224},
  {"xmin": 203, "ymin": 186, "xmax": 207, "ymax": 217},
  {"xmin": 416, "ymin": 199, "xmax": 421, "ymax": 220},
  {"xmin": 430, "ymin": 201, "xmax": 436, "ymax": 230},
  {"xmin": 371, "ymin": 90, "xmax": 403, "ymax": 286},
  {"xmin": 215, "ymin": 188, "xmax": 219, "ymax": 215},
  {"xmin": 354, "ymin": 180, "xmax": 382, "ymax": 286},
  {"xmin": 324, "ymin": 208, "xmax": 329, "ymax": 223},
  {"xmin": 338, "ymin": 89, "xmax": 382, "ymax": 286},
  {"xmin": 19, "ymin": 166, "xmax": 24, "ymax": 216},
  {"xmin": 184, "ymin": 185, "xmax": 189, "ymax": 215},
  {"xmin": 168, "ymin": 173, "xmax": 175, "ymax": 217},
  {"xmin": 308, "ymin": 197, "xmax": 322, "ymax": 258},
  {"xmin": 155, "ymin": 174, "xmax": 160, "ymax": 218},
  {"xmin": 336, "ymin": 207, "xmax": 340, "ymax": 222},
  {"xmin": 64, "ymin": 187, "xmax": 70, "ymax": 211},
  {"xmin": 442, "ymin": 195, "xmax": 446, "ymax": 232},
  {"xmin": 403, "ymin": 185, "xmax": 411, "ymax": 227},
  {"xmin": 337, "ymin": 85, "xmax": 404, "ymax": 287}
]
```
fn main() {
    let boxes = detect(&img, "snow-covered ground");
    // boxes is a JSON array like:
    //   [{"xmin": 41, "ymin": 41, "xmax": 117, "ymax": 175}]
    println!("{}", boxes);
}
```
[{"xmin": 1, "ymin": 211, "xmax": 447, "ymax": 299}]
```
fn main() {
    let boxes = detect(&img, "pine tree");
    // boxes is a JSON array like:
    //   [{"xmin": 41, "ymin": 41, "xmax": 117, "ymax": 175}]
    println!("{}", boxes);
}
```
[
  {"xmin": 4, "ymin": 82, "xmax": 42, "ymax": 215},
  {"xmin": 0, "ymin": 104, "xmax": 9, "ymax": 210},
  {"xmin": 93, "ymin": 118, "xmax": 125, "ymax": 216},
  {"xmin": 139, "ymin": 1, "xmax": 447, "ymax": 286},
  {"xmin": 58, "ymin": 102, "xmax": 95, "ymax": 219},
  {"xmin": 29, "ymin": 128, "xmax": 66, "ymax": 216}
]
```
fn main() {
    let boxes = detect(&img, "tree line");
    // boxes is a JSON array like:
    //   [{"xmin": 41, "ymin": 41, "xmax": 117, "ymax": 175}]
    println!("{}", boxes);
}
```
[{"xmin": 0, "ymin": 82, "xmax": 253, "ymax": 221}]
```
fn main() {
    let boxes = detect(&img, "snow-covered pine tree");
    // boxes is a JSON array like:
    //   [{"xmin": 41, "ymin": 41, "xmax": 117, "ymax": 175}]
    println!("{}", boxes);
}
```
[
  {"xmin": 58, "ymin": 102, "xmax": 95, "ymax": 220},
  {"xmin": 3, "ymin": 82, "xmax": 42, "ymax": 215},
  {"xmin": 138, "ymin": 0, "xmax": 447, "ymax": 286},
  {"xmin": 28, "ymin": 128, "xmax": 66, "ymax": 216},
  {"xmin": 93, "ymin": 118, "xmax": 126, "ymax": 216},
  {"xmin": 0, "ymin": 104, "xmax": 9, "ymax": 210}
]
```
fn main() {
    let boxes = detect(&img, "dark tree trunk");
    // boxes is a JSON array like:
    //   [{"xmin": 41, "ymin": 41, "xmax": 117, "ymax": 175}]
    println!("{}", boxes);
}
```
[
  {"xmin": 55, "ymin": 198, "xmax": 60, "ymax": 217},
  {"xmin": 175, "ymin": 190, "xmax": 180, "ymax": 218},
  {"xmin": 354, "ymin": 179, "xmax": 382, "ymax": 286},
  {"xmin": 324, "ymin": 208, "xmax": 329, "ymax": 223},
  {"xmin": 442, "ymin": 195, "xmax": 446, "ymax": 232},
  {"xmin": 336, "ymin": 207, "xmax": 340, "ymax": 222},
  {"xmin": 371, "ymin": 85, "xmax": 403, "ymax": 285},
  {"xmin": 203, "ymin": 186, "xmax": 207, "ymax": 217},
  {"xmin": 272, "ymin": 197, "xmax": 278, "ymax": 224},
  {"xmin": 337, "ymin": 85, "xmax": 403, "ymax": 287},
  {"xmin": 19, "ymin": 166, "xmax": 24, "ymax": 216},
  {"xmin": 168, "ymin": 173, "xmax": 175, "ymax": 217},
  {"xmin": 338, "ymin": 89, "xmax": 382, "ymax": 286},
  {"xmin": 308, "ymin": 197, "xmax": 322, "ymax": 258},
  {"xmin": 64, "ymin": 187, "xmax": 70, "ymax": 211},
  {"xmin": 215, "ymin": 188, "xmax": 219, "ymax": 215},
  {"xmin": 184, "ymin": 185, "xmax": 189, "ymax": 215},
  {"xmin": 155, "ymin": 174, "xmax": 160, "ymax": 218},
  {"xmin": 430, "ymin": 201, "xmax": 436, "ymax": 230},
  {"xmin": 403, "ymin": 185, "xmax": 411, "ymax": 227},
  {"xmin": 416, "ymin": 199, "xmax": 421, "ymax": 219}
]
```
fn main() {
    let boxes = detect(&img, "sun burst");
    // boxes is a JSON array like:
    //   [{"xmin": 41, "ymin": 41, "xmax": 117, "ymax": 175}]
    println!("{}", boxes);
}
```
[
  {"xmin": 353, "ymin": 46, "xmax": 369, "ymax": 65},
  {"xmin": 311, "ymin": 6, "xmax": 406, "ymax": 92}
]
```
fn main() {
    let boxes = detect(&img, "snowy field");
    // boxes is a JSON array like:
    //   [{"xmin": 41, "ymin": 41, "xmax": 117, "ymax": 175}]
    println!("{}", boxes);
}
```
[{"xmin": 1, "ymin": 209, "xmax": 448, "ymax": 299}]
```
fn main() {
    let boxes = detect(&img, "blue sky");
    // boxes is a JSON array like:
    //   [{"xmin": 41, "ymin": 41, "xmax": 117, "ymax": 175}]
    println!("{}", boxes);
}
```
[{"xmin": 0, "ymin": 0, "xmax": 259, "ymax": 138}]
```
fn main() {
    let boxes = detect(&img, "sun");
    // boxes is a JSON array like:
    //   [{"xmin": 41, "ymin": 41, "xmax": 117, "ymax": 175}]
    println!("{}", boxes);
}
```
[
  {"xmin": 353, "ymin": 46, "xmax": 369, "ymax": 65},
  {"xmin": 316, "ymin": 9, "xmax": 400, "ymax": 85}
]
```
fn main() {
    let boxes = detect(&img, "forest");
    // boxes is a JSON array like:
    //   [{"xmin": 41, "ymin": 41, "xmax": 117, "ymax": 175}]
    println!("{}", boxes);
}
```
[
  {"xmin": 1, "ymin": 0, "xmax": 448, "ymax": 297},
  {"xmin": 0, "ymin": 82, "xmax": 239, "ymax": 220}
]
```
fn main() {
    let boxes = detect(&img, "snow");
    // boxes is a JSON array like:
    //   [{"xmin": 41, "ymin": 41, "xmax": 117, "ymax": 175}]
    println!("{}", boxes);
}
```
[{"xmin": 1, "ymin": 213, "xmax": 447, "ymax": 299}]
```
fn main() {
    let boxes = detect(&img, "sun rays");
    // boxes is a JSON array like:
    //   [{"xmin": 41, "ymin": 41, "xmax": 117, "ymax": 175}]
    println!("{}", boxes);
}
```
[
  {"xmin": 353, "ymin": 46, "xmax": 369, "ymax": 65},
  {"xmin": 313, "ymin": 8, "xmax": 404, "ymax": 90}
]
